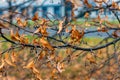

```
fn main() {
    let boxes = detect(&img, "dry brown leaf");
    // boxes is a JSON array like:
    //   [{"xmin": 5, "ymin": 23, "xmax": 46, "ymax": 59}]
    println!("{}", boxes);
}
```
[
  {"xmin": 57, "ymin": 20, "xmax": 64, "ymax": 33},
  {"xmin": 40, "ymin": 18, "xmax": 48, "ymax": 25},
  {"xmin": 38, "ymin": 51, "xmax": 46, "ymax": 60},
  {"xmin": 97, "ymin": 27, "xmax": 101, "ymax": 32},
  {"xmin": 70, "ymin": 25, "xmax": 84, "ymax": 42},
  {"xmin": 19, "ymin": 34, "xmax": 29, "ymax": 44},
  {"xmin": 34, "ymin": 27, "xmax": 41, "ymax": 34},
  {"xmin": 23, "ymin": 20, "xmax": 27, "ymax": 27},
  {"xmin": 33, "ymin": 39, "xmax": 39, "ymax": 45},
  {"xmin": 65, "ymin": 28, "xmax": 70, "ymax": 33},
  {"xmin": 86, "ymin": 54, "xmax": 96, "ymax": 64},
  {"xmin": 24, "ymin": 60, "xmax": 42, "ymax": 80},
  {"xmin": 15, "ymin": 30, "xmax": 20, "ymax": 38},
  {"xmin": 49, "ymin": 52, "xmax": 55, "ymax": 60},
  {"xmin": 112, "ymin": 1, "xmax": 118, "ymax": 8},
  {"xmin": 101, "ymin": 25, "xmax": 108, "ymax": 32},
  {"xmin": 32, "ymin": 12, "xmax": 39, "ymax": 21},
  {"xmin": 32, "ymin": 67, "xmax": 40, "ymax": 74},
  {"xmin": 10, "ymin": 29, "xmax": 20, "ymax": 41},
  {"xmin": 51, "ymin": 69, "xmax": 57, "ymax": 78},
  {"xmin": 57, "ymin": 62, "xmax": 65, "ymax": 73},
  {"xmin": 94, "ymin": 0, "xmax": 103, "ymax": 3},
  {"xmin": 46, "ymin": 62, "xmax": 51, "ymax": 68},
  {"xmin": 105, "ymin": 20, "xmax": 116, "ymax": 28},
  {"xmin": 34, "ymin": 26, "xmax": 48, "ymax": 36},
  {"xmin": 40, "ymin": 26, "xmax": 48, "ymax": 36},
  {"xmin": 112, "ymin": 30, "xmax": 120, "ymax": 38},
  {"xmin": 84, "ymin": 0, "xmax": 92, "ymax": 8},
  {"xmin": 39, "ymin": 37, "xmax": 54, "ymax": 51},
  {"xmin": 11, "ymin": 52, "xmax": 17, "ymax": 63},
  {"xmin": 16, "ymin": 17, "xmax": 23, "ymax": 26},
  {"xmin": 36, "ymin": 73, "xmax": 42, "ymax": 80},
  {"xmin": 84, "ymin": 12, "xmax": 89, "ymax": 18},
  {"xmin": 0, "ymin": 58, "xmax": 5, "ymax": 70},
  {"xmin": 97, "ymin": 15, "xmax": 101, "ymax": 21},
  {"xmin": 23, "ymin": 60, "xmax": 34, "ymax": 69},
  {"xmin": 4, "ymin": 53, "xmax": 16, "ymax": 67},
  {"xmin": 0, "ymin": 22, "xmax": 8, "ymax": 29},
  {"xmin": 16, "ymin": 17, "xmax": 27, "ymax": 27}
]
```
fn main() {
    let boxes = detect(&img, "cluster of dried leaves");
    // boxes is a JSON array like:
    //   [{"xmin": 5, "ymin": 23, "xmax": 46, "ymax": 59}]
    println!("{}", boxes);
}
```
[{"xmin": 0, "ymin": 0, "xmax": 120, "ymax": 80}]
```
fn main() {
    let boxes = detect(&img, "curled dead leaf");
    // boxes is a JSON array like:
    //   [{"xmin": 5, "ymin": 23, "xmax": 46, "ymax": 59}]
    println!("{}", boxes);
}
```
[
  {"xmin": 32, "ymin": 67, "xmax": 40, "ymax": 74},
  {"xmin": 39, "ymin": 37, "xmax": 54, "ymax": 51},
  {"xmin": 10, "ymin": 29, "xmax": 20, "ymax": 41},
  {"xmin": 70, "ymin": 25, "xmax": 84, "ymax": 42},
  {"xmin": 86, "ymin": 54, "xmax": 96, "ymax": 64},
  {"xmin": 112, "ymin": 1, "xmax": 118, "ymax": 8},
  {"xmin": 57, "ymin": 20, "xmax": 64, "ymax": 34},
  {"xmin": 101, "ymin": 25, "xmax": 108, "ymax": 32},
  {"xmin": 34, "ymin": 26, "xmax": 48, "ymax": 36},
  {"xmin": 4, "ymin": 53, "xmax": 16, "ymax": 67},
  {"xmin": 0, "ymin": 22, "xmax": 8, "ymax": 29},
  {"xmin": 11, "ymin": 52, "xmax": 17, "ymax": 63},
  {"xmin": 97, "ymin": 27, "xmax": 101, "ymax": 32},
  {"xmin": 32, "ymin": 12, "xmax": 39, "ymax": 21},
  {"xmin": 23, "ymin": 60, "xmax": 34, "ymax": 69},
  {"xmin": 0, "ymin": 58, "xmax": 5, "ymax": 70},
  {"xmin": 112, "ymin": 30, "xmax": 120, "ymax": 38},
  {"xmin": 34, "ymin": 27, "xmax": 41, "ymax": 34},
  {"xmin": 57, "ymin": 62, "xmax": 65, "ymax": 73},
  {"xmin": 16, "ymin": 17, "xmax": 27, "ymax": 27},
  {"xmin": 84, "ymin": 0, "xmax": 92, "ymax": 8},
  {"xmin": 84, "ymin": 12, "xmax": 89, "ymax": 18}
]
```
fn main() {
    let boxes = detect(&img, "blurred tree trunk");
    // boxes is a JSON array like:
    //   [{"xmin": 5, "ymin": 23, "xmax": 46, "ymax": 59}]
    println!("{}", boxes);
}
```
[{"xmin": 7, "ymin": 0, "xmax": 13, "ymax": 23}]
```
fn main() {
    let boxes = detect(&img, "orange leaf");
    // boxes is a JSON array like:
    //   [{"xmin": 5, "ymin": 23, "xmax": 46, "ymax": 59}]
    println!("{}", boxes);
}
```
[
  {"xmin": 23, "ymin": 20, "xmax": 27, "ymax": 27},
  {"xmin": 84, "ymin": 0, "xmax": 92, "ymax": 8},
  {"xmin": 40, "ymin": 26, "xmax": 48, "ymax": 36},
  {"xmin": 112, "ymin": 1, "xmax": 118, "ymax": 8},
  {"xmin": 4, "ymin": 53, "xmax": 16, "ymax": 67},
  {"xmin": 11, "ymin": 52, "xmax": 17, "ymax": 63},
  {"xmin": 38, "ymin": 51, "xmax": 45, "ymax": 60},
  {"xmin": 10, "ymin": 29, "xmax": 20, "ymax": 41},
  {"xmin": 23, "ymin": 60, "xmax": 35, "ymax": 69},
  {"xmin": 19, "ymin": 35, "xmax": 29, "ymax": 44},
  {"xmin": 32, "ymin": 12, "xmax": 39, "ymax": 21},
  {"xmin": 97, "ymin": 27, "xmax": 101, "ymax": 32},
  {"xmin": 84, "ymin": 12, "xmax": 89, "ymax": 18},
  {"xmin": 15, "ymin": 30, "xmax": 20, "ymax": 38},
  {"xmin": 57, "ymin": 62, "xmax": 65, "ymax": 73},
  {"xmin": 112, "ymin": 30, "xmax": 120, "ymax": 38},
  {"xmin": 94, "ymin": 0, "xmax": 103, "ymax": 3},
  {"xmin": 0, "ymin": 58, "xmax": 5, "ymax": 70},
  {"xmin": 70, "ymin": 25, "xmax": 84, "ymax": 42},
  {"xmin": 86, "ymin": 54, "xmax": 96, "ymax": 64},
  {"xmin": 0, "ymin": 22, "xmax": 8, "ymax": 29},
  {"xmin": 57, "ymin": 20, "xmax": 64, "ymax": 33},
  {"xmin": 33, "ymin": 39, "xmax": 39, "ymax": 45},
  {"xmin": 16, "ymin": 17, "xmax": 23, "ymax": 27},
  {"xmin": 34, "ymin": 27, "xmax": 41, "ymax": 34},
  {"xmin": 32, "ymin": 67, "xmax": 40, "ymax": 74},
  {"xmin": 39, "ymin": 37, "xmax": 54, "ymax": 51},
  {"xmin": 101, "ymin": 25, "xmax": 108, "ymax": 32},
  {"xmin": 16, "ymin": 17, "xmax": 27, "ymax": 27},
  {"xmin": 40, "ymin": 18, "xmax": 48, "ymax": 25}
]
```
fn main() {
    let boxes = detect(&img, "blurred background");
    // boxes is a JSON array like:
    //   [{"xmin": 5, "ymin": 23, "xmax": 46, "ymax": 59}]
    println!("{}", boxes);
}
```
[{"xmin": 0, "ymin": 0, "xmax": 120, "ymax": 20}]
